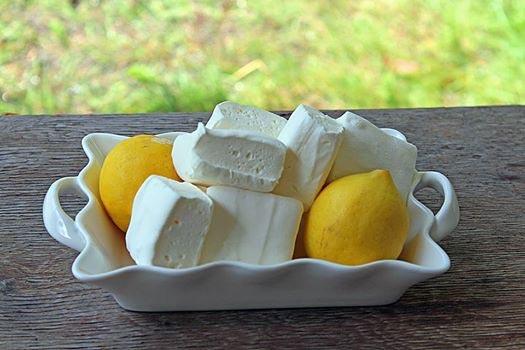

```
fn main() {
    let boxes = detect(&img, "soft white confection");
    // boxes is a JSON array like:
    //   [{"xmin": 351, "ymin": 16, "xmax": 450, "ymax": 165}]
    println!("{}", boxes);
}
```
[
  {"xmin": 206, "ymin": 101, "xmax": 287, "ymax": 138},
  {"xmin": 273, "ymin": 104, "xmax": 343, "ymax": 210},
  {"xmin": 172, "ymin": 123, "xmax": 287, "ymax": 192},
  {"xmin": 328, "ymin": 111, "xmax": 418, "ymax": 201},
  {"xmin": 200, "ymin": 186, "xmax": 303, "ymax": 265},
  {"xmin": 126, "ymin": 175, "xmax": 213, "ymax": 269}
]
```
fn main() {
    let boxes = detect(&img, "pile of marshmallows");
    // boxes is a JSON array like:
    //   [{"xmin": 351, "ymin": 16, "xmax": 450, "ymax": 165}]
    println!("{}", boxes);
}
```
[{"xmin": 126, "ymin": 102, "xmax": 417, "ymax": 268}]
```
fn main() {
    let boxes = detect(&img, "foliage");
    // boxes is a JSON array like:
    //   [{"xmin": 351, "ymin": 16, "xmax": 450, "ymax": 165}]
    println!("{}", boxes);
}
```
[{"xmin": 0, "ymin": 0, "xmax": 523, "ymax": 114}]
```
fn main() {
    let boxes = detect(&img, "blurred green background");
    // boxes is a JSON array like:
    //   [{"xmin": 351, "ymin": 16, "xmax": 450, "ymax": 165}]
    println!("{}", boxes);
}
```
[{"xmin": 0, "ymin": 0, "xmax": 523, "ymax": 114}]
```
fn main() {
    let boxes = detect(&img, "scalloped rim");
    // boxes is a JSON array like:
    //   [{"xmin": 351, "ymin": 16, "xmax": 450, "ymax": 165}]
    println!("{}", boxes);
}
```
[{"xmin": 70, "ymin": 131, "xmax": 450, "ymax": 283}]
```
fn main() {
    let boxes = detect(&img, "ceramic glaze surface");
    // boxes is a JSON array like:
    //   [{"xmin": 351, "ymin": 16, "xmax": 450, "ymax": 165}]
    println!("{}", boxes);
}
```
[{"xmin": 43, "ymin": 130, "xmax": 459, "ymax": 311}]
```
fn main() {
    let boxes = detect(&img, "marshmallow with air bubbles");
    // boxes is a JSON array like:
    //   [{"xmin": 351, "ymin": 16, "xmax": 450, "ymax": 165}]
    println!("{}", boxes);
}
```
[
  {"xmin": 172, "ymin": 123, "xmax": 287, "ymax": 192},
  {"xmin": 328, "ymin": 111, "xmax": 417, "ymax": 202},
  {"xmin": 200, "ymin": 186, "xmax": 303, "ymax": 265},
  {"xmin": 273, "ymin": 104, "xmax": 343, "ymax": 210},
  {"xmin": 126, "ymin": 175, "xmax": 213, "ymax": 268},
  {"xmin": 206, "ymin": 101, "xmax": 287, "ymax": 138}
]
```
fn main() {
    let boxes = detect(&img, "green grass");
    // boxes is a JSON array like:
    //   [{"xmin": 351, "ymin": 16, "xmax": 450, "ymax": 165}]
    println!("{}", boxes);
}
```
[{"xmin": 0, "ymin": 0, "xmax": 523, "ymax": 114}]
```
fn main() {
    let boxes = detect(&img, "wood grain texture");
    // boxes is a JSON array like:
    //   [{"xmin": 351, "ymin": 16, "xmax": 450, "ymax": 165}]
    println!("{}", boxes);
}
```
[{"xmin": 0, "ymin": 106, "xmax": 524, "ymax": 349}]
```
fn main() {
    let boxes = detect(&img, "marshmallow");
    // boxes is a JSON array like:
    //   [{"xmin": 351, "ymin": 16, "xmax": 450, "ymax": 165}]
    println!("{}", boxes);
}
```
[
  {"xmin": 200, "ymin": 186, "xmax": 303, "ymax": 265},
  {"xmin": 126, "ymin": 175, "xmax": 213, "ymax": 268},
  {"xmin": 273, "ymin": 104, "xmax": 343, "ymax": 210},
  {"xmin": 172, "ymin": 123, "xmax": 287, "ymax": 192},
  {"xmin": 328, "ymin": 111, "xmax": 417, "ymax": 201},
  {"xmin": 206, "ymin": 101, "xmax": 287, "ymax": 138}
]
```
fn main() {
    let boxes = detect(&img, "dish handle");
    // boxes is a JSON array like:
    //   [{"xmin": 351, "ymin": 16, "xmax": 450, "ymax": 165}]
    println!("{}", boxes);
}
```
[
  {"xmin": 414, "ymin": 171, "xmax": 460, "ymax": 242},
  {"xmin": 43, "ymin": 177, "xmax": 86, "ymax": 252}
]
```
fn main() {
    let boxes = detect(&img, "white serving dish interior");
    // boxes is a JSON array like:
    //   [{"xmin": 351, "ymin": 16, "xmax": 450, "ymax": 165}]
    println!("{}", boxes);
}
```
[{"xmin": 43, "ymin": 130, "xmax": 459, "ymax": 311}]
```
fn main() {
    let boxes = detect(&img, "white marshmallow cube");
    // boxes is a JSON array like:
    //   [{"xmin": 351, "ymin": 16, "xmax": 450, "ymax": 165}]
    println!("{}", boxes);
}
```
[
  {"xmin": 172, "ymin": 123, "xmax": 287, "ymax": 192},
  {"xmin": 206, "ymin": 101, "xmax": 287, "ymax": 138},
  {"xmin": 328, "ymin": 111, "xmax": 417, "ymax": 201},
  {"xmin": 273, "ymin": 104, "xmax": 343, "ymax": 210},
  {"xmin": 200, "ymin": 186, "xmax": 303, "ymax": 265},
  {"xmin": 126, "ymin": 175, "xmax": 213, "ymax": 269}
]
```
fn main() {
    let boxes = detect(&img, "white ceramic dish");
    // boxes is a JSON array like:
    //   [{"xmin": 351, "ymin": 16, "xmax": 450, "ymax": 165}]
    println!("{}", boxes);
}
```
[{"xmin": 43, "ymin": 130, "xmax": 459, "ymax": 311}]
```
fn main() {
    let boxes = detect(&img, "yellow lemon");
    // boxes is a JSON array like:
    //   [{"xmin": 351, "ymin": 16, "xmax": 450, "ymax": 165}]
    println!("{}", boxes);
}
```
[
  {"xmin": 303, "ymin": 169, "xmax": 409, "ymax": 265},
  {"xmin": 99, "ymin": 135, "xmax": 180, "ymax": 232}
]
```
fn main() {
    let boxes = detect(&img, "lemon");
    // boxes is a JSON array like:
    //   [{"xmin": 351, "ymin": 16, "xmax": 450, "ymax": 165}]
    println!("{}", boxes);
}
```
[
  {"xmin": 303, "ymin": 169, "xmax": 409, "ymax": 265},
  {"xmin": 99, "ymin": 135, "xmax": 180, "ymax": 232}
]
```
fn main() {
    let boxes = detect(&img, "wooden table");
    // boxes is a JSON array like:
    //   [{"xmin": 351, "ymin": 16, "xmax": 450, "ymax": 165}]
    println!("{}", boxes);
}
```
[{"xmin": 1, "ymin": 106, "xmax": 524, "ymax": 349}]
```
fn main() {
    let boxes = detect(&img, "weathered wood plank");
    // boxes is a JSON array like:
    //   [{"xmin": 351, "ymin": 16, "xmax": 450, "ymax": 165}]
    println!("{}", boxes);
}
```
[{"xmin": 0, "ymin": 106, "xmax": 524, "ymax": 349}]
